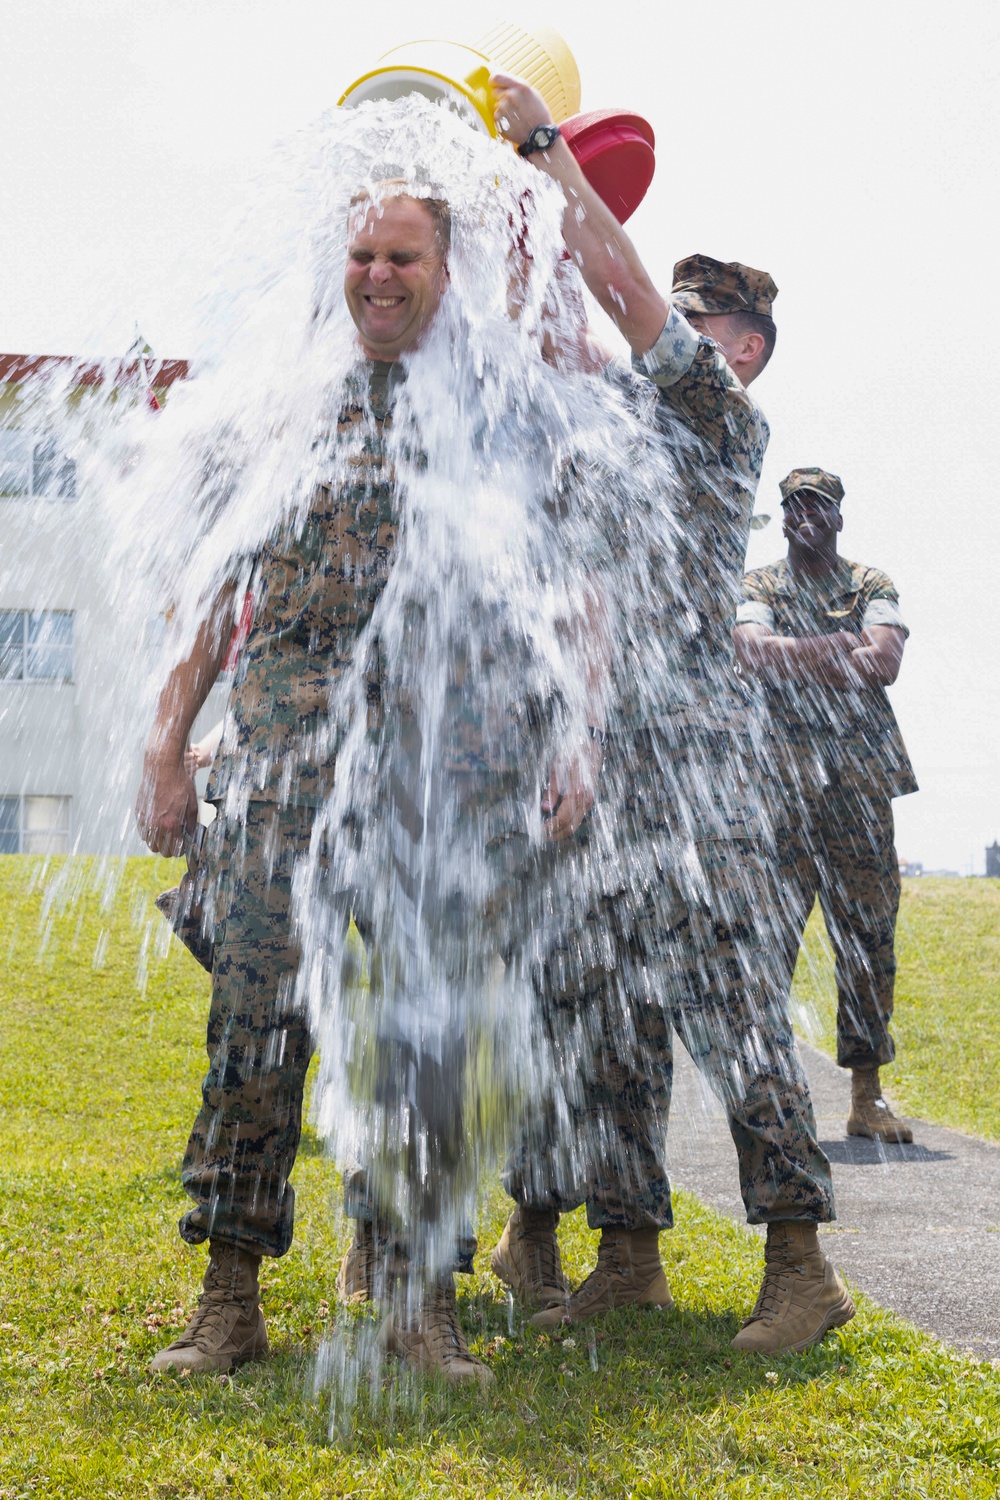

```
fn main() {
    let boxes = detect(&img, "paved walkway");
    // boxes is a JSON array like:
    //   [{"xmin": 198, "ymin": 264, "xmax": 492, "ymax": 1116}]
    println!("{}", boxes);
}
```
[{"xmin": 667, "ymin": 1040, "xmax": 1000, "ymax": 1360}]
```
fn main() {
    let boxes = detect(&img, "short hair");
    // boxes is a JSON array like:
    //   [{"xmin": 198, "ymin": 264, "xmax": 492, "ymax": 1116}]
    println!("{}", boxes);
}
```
[
  {"xmin": 348, "ymin": 180, "xmax": 451, "ymax": 252},
  {"xmin": 725, "ymin": 309, "xmax": 776, "ymax": 370}
]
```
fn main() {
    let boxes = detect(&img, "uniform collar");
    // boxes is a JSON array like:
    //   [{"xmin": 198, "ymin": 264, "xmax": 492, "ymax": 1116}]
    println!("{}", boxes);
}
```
[{"xmin": 776, "ymin": 554, "xmax": 855, "ymax": 597}]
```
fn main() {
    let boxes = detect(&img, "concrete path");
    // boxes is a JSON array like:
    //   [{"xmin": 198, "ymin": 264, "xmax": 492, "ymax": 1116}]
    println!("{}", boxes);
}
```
[{"xmin": 667, "ymin": 1040, "xmax": 1000, "ymax": 1360}]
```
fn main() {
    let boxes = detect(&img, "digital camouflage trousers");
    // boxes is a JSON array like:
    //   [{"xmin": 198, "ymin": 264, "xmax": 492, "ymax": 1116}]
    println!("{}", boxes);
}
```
[
  {"xmin": 504, "ymin": 730, "xmax": 836, "ymax": 1229},
  {"xmin": 178, "ymin": 803, "xmax": 319, "ymax": 1258},
  {"xmin": 176, "ymin": 777, "xmax": 531, "ymax": 1265},
  {"xmin": 772, "ymin": 778, "xmax": 901, "ymax": 1070}
]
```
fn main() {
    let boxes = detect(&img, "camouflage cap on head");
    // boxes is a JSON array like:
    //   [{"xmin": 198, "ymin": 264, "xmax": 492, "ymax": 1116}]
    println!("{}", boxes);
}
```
[
  {"xmin": 671, "ymin": 254, "xmax": 778, "ymax": 317},
  {"xmin": 779, "ymin": 467, "xmax": 845, "ymax": 508}
]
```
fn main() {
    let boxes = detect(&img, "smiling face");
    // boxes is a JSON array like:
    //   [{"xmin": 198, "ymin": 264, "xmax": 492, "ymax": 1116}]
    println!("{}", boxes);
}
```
[
  {"xmin": 344, "ymin": 194, "xmax": 448, "ymax": 361},
  {"xmin": 781, "ymin": 490, "xmax": 843, "ymax": 551}
]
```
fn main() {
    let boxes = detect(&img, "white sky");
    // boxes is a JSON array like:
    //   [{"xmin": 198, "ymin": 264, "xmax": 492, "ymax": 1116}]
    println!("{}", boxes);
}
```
[{"xmin": 3, "ymin": 0, "xmax": 998, "ymax": 872}]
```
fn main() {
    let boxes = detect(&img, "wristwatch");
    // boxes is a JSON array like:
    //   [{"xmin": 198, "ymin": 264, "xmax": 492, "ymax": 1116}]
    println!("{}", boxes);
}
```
[{"xmin": 518, "ymin": 124, "xmax": 561, "ymax": 159}]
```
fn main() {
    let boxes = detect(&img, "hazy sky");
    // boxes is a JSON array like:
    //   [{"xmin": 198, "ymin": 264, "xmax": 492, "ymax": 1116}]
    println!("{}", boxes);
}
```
[{"xmin": 3, "ymin": 1, "xmax": 997, "ymax": 871}]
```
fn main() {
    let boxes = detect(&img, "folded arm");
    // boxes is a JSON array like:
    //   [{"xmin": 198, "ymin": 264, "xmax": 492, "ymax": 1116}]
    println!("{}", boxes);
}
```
[{"xmin": 735, "ymin": 622, "xmax": 906, "ymax": 689}]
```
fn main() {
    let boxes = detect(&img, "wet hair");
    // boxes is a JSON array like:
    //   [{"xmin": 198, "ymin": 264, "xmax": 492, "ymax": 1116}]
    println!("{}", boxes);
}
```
[
  {"xmin": 348, "ymin": 180, "xmax": 451, "ymax": 253},
  {"xmin": 724, "ymin": 309, "xmax": 776, "ymax": 370}
]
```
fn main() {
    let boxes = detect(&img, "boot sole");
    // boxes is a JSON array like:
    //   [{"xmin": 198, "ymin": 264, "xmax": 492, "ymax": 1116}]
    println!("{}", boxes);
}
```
[
  {"xmin": 379, "ymin": 1316, "xmax": 494, "ymax": 1386},
  {"xmin": 847, "ymin": 1122, "xmax": 914, "ymax": 1144},
  {"xmin": 732, "ymin": 1289, "xmax": 856, "ymax": 1355},
  {"xmin": 149, "ymin": 1339, "xmax": 269, "ymax": 1376}
]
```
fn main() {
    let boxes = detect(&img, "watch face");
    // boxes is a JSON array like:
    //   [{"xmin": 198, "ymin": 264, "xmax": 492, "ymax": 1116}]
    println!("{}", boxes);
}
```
[{"xmin": 518, "ymin": 124, "xmax": 560, "ymax": 158}]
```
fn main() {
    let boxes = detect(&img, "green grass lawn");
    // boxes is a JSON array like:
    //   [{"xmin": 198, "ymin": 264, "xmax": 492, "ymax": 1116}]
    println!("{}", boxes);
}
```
[
  {"xmin": 2, "ymin": 857, "xmax": 1000, "ymax": 1498},
  {"xmin": 792, "ymin": 878, "xmax": 1000, "ymax": 1140}
]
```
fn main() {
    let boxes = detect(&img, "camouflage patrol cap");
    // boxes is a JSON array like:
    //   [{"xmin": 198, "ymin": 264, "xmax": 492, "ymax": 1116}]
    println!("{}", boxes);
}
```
[
  {"xmin": 779, "ymin": 467, "xmax": 845, "ymax": 508},
  {"xmin": 671, "ymin": 254, "xmax": 778, "ymax": 317}
]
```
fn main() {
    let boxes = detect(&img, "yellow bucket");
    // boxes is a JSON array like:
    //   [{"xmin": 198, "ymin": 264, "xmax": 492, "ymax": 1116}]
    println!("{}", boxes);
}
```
[
  {"xmin": 469, "ymin": 25, "xmax": 581, "ymax": 123},
  {"xmin": 338, "ymin": 28, "xmax": 581, "ymax": 137},
  {"xmin": 339, "ymin": 41, "xmax": 497, "ymax": 136}
]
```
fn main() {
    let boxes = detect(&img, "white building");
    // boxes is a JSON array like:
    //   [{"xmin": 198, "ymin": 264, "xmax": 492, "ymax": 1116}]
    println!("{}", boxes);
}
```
[{"xmin": 0, "ymin": 353, "xmax": 225, "ymax": 854}]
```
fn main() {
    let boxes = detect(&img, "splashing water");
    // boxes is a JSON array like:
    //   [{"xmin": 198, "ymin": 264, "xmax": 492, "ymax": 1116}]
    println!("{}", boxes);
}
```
[{"xmin": 3, "ymin": 88, "xmax": 827, "ymax": 1410}]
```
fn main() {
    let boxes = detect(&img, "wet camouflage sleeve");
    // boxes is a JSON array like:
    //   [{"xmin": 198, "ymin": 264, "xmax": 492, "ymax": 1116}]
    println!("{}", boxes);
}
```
[
  {"xmin": 635, "ymin": 302, "xmax": 760, "ymax": 465},
  {"xmin": 631, "ymin": 305, "xmax": 768, "ymax": 738},
  {"xmin": 624, "ymin": 303, "xmax": 769, "ymax": 835}
]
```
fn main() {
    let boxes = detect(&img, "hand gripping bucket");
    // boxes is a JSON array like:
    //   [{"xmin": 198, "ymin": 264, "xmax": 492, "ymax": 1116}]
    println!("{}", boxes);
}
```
[
  {"xmin": 338, "ymin": 31, "xmax": 656, "ymax": 224},
  {"xmin": 338, "ymin": 26, "xmax": 581, "ymax": 137}
]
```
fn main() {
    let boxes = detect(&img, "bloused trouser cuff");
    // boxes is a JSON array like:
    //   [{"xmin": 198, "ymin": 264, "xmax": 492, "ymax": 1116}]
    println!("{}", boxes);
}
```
[
  {"xmin": 726, "ymin": 1081, "xmax": 835, "ymax": 1225},
  {"xmin": 504, "ymin": 1020, "xmax": 833, "ymax": 1230},
  {"xmin": 342, "ymin": 1164, "xmax": 478, "ymax": 1273},
  {"xmin": 502, "ymin": 1134, "xmax": 674, "ymax": 1232}
]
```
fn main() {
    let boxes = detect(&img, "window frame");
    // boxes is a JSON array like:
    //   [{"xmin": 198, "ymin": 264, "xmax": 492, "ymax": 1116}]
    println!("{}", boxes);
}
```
[
  {"xmin": 0, "ymin": 609, "xmax": 75, "ymax": 684},
  {"xmin": 0, "ymin": 427, "xmax": 77, "ymax": 501},
  {"xmin": 0, "ymin": 793, "xmax": 72, "ymax": 854}
]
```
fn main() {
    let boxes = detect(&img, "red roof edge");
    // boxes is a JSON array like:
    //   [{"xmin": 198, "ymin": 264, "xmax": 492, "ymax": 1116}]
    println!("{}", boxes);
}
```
[{"xmin": 0, "ymin": 353, "xmax": 190, "ymax": 387}]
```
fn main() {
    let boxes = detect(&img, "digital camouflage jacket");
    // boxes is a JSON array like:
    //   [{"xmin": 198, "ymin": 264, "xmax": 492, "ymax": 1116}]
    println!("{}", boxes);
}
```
[
  {"xmin": 209, "ymin": 362, "xmax": 401, "ymax": 809},
  {"xmin": 738, "ymin": 555, "xmax": 917, "ymax": 798}
]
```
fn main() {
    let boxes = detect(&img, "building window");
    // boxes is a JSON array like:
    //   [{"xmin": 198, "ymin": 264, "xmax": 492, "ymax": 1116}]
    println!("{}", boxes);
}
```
[
  {"xmin": 0, "ymin": 610, "xmax": 74, "ymax": 682},
  {"xmin": 0, "ymin": 429, "xmax": 76, "ymax": 501},
  {"xmin": 0, "ymin": 795, "xmax": 71, "ymax": 854}
]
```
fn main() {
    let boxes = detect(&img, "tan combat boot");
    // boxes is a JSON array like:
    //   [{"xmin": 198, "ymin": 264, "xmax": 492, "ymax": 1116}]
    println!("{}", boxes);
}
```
[
  {"xmin": 149, "ymin": 1241, "xmax": 269, "ymax": 1374},
  {"xmin": 731, "ymin": 1222, "xmax": 855, "ymax": 1354},
  {"xmin": 531, "ymin": 1227, "xmax": 672, "ymax": 1331},
  {"xmin": 381, "ymin": 1274, "xmax": 494, "ymax": 1386},
  {"xmin": 490, "ymin": 1206, "xmax": 569, "ymax": 1314},
  {"xmin": 336, "ymin": 1218, "xmax": 392, "ymax": 1305},
  {"xmin": 847, "ymin": 1066, "xmax": 913, "ymax": 1143}
]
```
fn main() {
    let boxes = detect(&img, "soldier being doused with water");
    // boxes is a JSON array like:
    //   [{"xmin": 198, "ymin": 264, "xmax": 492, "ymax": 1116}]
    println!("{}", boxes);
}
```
[{"xmin": 136, "ymin": 167, "xmax": 610, "ymax": 1384}]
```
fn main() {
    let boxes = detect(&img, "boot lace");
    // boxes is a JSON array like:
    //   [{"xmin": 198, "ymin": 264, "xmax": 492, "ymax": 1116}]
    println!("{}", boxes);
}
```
[
  {"xmin": 747, "ymin": 1231, "xmax": 816, "ymax": 1325},
  {"xmin": 421, "ymin": 1282, "xmax": 475, "ymax": 1366},
  {"xmin": 747, "ymin": 1261, "xmax": 797, "ymax": 1325},
  {"xmin": 203, "ymin": 1242, "xmax": 243, "ymax": 1295},
  {"xmin": 169, "ymin": 1296, "xmax": 238, "ymax": 1351},
  {"xmin": 168, "ymin": 1245, "xmax": 257, "ymax": 1350}
]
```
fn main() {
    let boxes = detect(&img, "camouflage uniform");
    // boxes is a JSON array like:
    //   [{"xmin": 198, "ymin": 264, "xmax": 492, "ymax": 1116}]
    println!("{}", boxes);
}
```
[
  {"xmin": 507, "ymin": 259, "xmax": 835, "ymax": 1229},
  {"xmin": 182, "ymin": 364, "xmax": 484, "ymax": 1262},
  {"xmin": 180, "ymin": 362, "xmax": 579, "ymax": 1262},
  {"xmin": 180, "ymin": 363, "xmax": 403, "ymax": 1258},
  {"xmin": 738, "ymin": 539, "xmax": 917, "ymax": 1069}
]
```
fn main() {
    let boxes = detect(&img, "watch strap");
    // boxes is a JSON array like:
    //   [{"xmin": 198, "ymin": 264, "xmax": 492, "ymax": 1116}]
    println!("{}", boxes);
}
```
[{"xmin": 518, "ymin": 124, "xmax": 561, "ymax": 159}]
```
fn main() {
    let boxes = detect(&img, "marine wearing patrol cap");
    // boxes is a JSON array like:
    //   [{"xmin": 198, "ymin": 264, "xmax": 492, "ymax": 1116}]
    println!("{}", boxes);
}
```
[
  {"xmin": 671, "ymin": 254, "xmax": 778, "ymax": 317},
  {"xmin": 779, "ymin": 467, "xmax": 845, "ymax": 508}
]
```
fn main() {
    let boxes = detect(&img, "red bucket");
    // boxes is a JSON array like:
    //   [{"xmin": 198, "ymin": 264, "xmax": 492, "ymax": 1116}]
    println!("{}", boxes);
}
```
[{"xmin": 561, "ymin": 109, "xmax": 656, "ymax": 224}]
